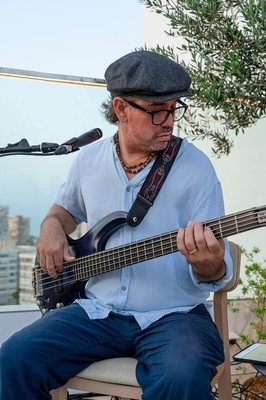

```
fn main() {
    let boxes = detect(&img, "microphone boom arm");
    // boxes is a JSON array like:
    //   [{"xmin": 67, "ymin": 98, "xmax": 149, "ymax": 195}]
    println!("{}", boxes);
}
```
[
  {"xmin": 0, "ymin": 128, "xmax": 103, "ymax": 157},
  {"xmin": 0, "ymin": 138, "xmax": 59, "ymax": 155}
]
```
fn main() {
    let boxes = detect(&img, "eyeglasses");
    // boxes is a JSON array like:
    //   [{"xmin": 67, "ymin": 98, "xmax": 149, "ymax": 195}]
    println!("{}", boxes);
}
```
[{"xmin": 123, "ymin": 98, "xmax": 188, "ymax": 125}]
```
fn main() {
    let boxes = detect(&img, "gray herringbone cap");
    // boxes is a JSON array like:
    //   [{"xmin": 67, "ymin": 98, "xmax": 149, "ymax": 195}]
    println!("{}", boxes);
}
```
[{"xmin": 105, "ymin": 50, "xmax": 192, "ymax": 103}]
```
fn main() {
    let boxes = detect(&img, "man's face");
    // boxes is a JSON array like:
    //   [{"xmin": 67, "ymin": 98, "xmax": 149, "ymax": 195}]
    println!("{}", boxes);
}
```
[{"xmin": 122, "ymin": 98, "xmax": 178, "ymax": 153}]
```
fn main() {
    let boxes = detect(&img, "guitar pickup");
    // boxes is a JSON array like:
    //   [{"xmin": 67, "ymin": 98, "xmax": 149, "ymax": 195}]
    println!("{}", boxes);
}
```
[{"xmin": 54, "ymin": 272, "xmax": 63, "ymax": 294}]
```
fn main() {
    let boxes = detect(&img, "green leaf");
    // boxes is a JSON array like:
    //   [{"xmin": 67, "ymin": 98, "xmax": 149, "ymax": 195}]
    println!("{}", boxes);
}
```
[{"xmin": 141, "ymin": 0, "xmax": 266, "ymax": 156}]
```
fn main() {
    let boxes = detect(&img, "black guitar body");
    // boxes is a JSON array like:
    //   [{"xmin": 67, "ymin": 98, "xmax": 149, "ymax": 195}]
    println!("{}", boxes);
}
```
[{"xmin": 33, "ymin": 212, "xmax": 127, "ymax": 314}]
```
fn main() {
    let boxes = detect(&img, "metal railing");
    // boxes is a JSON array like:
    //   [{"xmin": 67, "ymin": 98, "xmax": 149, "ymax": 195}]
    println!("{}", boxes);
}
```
[{"xmin": 0, "ymin": 67, "xmax": 106, "ymax": 87}]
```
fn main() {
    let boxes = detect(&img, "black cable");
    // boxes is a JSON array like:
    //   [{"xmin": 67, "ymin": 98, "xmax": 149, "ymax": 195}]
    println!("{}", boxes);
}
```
[
  {"xmin": 68, "ymin": 396, "xmax": 120, "ymax": 400},
  {"xmin": 68, "ymin": 393, "xmax": 106, "ymax": 399}
]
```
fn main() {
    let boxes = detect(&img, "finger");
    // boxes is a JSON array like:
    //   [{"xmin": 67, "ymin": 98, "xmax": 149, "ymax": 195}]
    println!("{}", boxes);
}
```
[
  {"xmin": 177, "ymin": 222, "xmax": 198, "ymax": 256},
  {"xmin": 177, "ymin": 227, "xmax": 185, "ymax": 252},
  {"xmin": 203, "ymin": 227, "xmax": 225, "ymax": 255},
  {"xmin": 193, "ymin": 221, "xmax": 206, "ymax": 251},
  {"xmin": 36, "ymin": 251, "xmax": 47, "ymax": 273},
  {"xmin": 63, "ymin": 243, "xmax": 76, "ymax": 264},
  {"xmin": 37, "ymin": 245, "xmax": 61, "ymax": 278},
  {"xmin": 52, "ymin": 252, "xmax": 65, "ymax": 274},
  {"xmin": 44, "ymin": 255, "xmax": 60, "ymax": 278},
  {"xmin": 51, "ymin": 244, "xmax": 75, "ymax": 274},
  {"xmin": 184, "ymin": 220, "xmax": 197, "ymax": 254}
]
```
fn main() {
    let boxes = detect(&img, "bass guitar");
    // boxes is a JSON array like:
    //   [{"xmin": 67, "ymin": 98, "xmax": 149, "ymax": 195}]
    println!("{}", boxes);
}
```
[{"xmin": 32, "ymin": 205, "xmax": 266, "ymax": 314}]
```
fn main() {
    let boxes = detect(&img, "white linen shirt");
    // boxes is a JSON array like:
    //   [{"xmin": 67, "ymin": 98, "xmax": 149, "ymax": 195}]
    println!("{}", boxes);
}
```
[{"xmin": 54, "ymin": 135, "xmax": 233, "ymax": 330}]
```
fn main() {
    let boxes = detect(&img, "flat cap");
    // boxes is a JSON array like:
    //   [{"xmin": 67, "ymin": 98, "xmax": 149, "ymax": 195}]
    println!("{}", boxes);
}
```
[{"xmin": 105, "ymin": 50, "xmax": 192, "ymax": 103}]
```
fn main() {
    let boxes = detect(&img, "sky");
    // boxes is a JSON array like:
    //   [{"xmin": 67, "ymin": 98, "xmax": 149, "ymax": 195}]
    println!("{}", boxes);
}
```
[
  {"xmin": 0, "ymin": 0, "xmax": 266, "ymax": 281},
  {"xmin": 0, "ymin": 0, "xmax": 143, "ymax": 233},
  {"xmin": 0, "ymin": 0, "xmax": 142, "ymax": 77}
]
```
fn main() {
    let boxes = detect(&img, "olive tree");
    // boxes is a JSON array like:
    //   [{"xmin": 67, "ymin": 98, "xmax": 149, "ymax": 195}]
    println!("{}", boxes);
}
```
[{"xmin": 141, "ymin": 0, "xmax": 266, "ymax": 156}]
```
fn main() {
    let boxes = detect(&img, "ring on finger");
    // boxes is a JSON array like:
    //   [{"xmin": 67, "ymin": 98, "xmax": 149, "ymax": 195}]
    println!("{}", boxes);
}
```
[{"xmin": 189, "ymin": 248, "xmax": 197, "ymax": 254}]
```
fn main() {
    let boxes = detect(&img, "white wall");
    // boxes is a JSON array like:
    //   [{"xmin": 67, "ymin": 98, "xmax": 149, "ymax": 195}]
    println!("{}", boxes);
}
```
[
  {"xmin": 141, "ymin": 7, "xmax": 266, "ymax": 296},
  {"xmin": 0, "ymin": 305, "xmax": 39, "ymax": 346}
]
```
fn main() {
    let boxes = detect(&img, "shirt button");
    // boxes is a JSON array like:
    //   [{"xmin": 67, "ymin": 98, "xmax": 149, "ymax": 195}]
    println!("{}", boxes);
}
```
[
  {"xmin": 126, "ymin": 187, "xmax": 131, "ymax": 192},
  {"xmin": 121, "ymin": 286, "xmax": 127, "ymax": 291}
]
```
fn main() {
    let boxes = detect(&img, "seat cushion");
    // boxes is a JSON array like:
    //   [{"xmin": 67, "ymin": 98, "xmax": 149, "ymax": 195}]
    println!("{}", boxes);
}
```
[{"xmin": 77, "ymin": 357, "xmax": 139, "ymax": 386}]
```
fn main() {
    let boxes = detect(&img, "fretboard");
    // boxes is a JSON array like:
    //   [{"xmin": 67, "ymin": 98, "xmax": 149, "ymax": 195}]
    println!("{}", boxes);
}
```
[{"xmin": 73, "ymin": 206, "xmax": 266, "ymax": 281}]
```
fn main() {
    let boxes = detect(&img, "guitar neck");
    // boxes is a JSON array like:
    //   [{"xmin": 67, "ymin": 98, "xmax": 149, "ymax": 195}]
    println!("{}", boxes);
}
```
[
  {"xmin": 204, "ymin": 207, "xmax": 265, "ymax": 238},
  {"xmin": 73, "ymin": 206, "xmax": 266, "ymax": 281}
]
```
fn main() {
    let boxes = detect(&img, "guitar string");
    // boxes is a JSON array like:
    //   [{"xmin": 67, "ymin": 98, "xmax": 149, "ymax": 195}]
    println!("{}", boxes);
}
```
[
  {"xmin": 35, "ymin": 213, "xmax": 262, "ymax": 289},
  {"xmin": 33, "ymin": 212, "xmax": 265, "ymax": 293},
  {"xmin": 34, "ymin": 216, "xmax": 260, "ymax": 286}
]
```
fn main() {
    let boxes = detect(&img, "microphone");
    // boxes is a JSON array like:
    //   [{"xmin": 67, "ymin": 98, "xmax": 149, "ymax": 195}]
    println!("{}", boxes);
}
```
[{"xmin": 54, "ymin": 128, "xmax": 103, "ymax": 155}]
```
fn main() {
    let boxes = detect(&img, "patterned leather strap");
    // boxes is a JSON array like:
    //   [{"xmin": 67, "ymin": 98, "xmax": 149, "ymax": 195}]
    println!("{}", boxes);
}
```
[{"xmin": 127, "ymin": 135, "xmax": 183, "ymax": 227}]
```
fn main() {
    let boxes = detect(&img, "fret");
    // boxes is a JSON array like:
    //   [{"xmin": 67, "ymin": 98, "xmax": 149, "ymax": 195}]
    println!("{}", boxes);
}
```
[
  {"xmin": 82, "ymin": 257, "xmax": 91, "ymax": 279},
  {"xmin": 77, "ymin": 258, "xmax": 84, "ymax": 280},
  {"xmin": 234, "ymin": 214, "xmax": 239, "ymax": 234},
  {"xmin": 135, "ymin": 241, "xmax": 143, "ymax": 263},
  {"xmin": 156, "ymin": 235, "xmax": 165, "ymax": 257},
  {"xmin": 128, "ymin": 244, "xmax": 135, "ymax": 266},
  {"xmin": 135, "ymin": 242, "xmax": 140, "ymax": 263},
  {"xmin": 219, "ymin": 218, "xmax": 223, "ymax": 238},
  {"xmin": 97, "ymin": 253, "xmax": 107, "ymax": 275},
  {"xmin": 159, "ymin": 235, "xmax": 164, "ymax": 256},
  {"xmin": 170, "ymin": 232, "xmax": 177, "ymax": 253},
  {"xmin": 108, "ymin": 249, "xmax": 116, "ymax": 273},
  {"xmin": 150, "ymin": 238, "xmax": 156, "ymax": 259},
  {"xmin": 142, "ymin": 239, "xmax": 156, "ymax": 260},
  {"xmin": 105, "ymin": 251, "xmax": 114, "ymax": 274},
  {"xmin": 74, "ymin": 259, "xmax": 83, "ymax": 281}
]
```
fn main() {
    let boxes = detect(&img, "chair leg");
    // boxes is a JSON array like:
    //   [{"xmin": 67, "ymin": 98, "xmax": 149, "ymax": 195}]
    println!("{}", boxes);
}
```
[
  {"xmin": 50, "ymin": 387, "xmax": 68, "ymax": 400},
  {"xmin": 120, "ymin": 398, "xmax": 137, "ymax": 400},
  {"xmin": 217, "ymin": 370, "xmax": 232, "ymax": 400},
  {"xmin": 213, "ymin": 291, "xmax": 232, "ymax": 400}
]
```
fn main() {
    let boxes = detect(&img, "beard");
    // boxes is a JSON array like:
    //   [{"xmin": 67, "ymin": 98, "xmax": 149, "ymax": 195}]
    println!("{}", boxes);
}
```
[
  {"xmin": 122, "ymin": 124, "xmax": 174, "ymax": 153},
  {"xmin": 149, "ymin": 126, "xmax": 174, "ymax": 151}
]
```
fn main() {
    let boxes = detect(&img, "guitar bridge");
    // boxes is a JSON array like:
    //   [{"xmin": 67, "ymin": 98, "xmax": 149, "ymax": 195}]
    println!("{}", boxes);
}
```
[{"xmin": 32, "ymin": 266, "xmax": 43, "ymax": 297}]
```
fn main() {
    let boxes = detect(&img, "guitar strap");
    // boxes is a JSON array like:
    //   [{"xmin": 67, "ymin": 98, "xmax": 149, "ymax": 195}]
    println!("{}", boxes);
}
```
[{"xmin": 126, "ymin": 135, "xmax": 183, "ymax": 227}]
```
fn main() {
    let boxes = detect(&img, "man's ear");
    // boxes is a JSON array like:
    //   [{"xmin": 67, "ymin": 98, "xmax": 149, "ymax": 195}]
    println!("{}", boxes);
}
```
[{"xmin": 113, "ymin": 98, "xmax": 128, "ymax": 122}]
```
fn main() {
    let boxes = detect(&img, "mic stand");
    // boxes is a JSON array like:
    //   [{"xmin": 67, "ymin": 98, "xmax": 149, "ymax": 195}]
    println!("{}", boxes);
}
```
[{"xmin": 0, "ymin": 138, "xmax": 60, "ymax": 157}]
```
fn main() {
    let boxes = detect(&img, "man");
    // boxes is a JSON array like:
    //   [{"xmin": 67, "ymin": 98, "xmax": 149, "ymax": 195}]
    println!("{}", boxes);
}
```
[{"xmin": 0, "ymin": 50, "xmax": 232, "ymax": 400}]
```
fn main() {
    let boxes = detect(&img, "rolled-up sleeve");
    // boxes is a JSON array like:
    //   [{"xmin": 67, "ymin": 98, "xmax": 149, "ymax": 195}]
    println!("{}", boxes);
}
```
[{"xmin": 188, "ymin": 245, "xmax": 233, "ymax": 291}]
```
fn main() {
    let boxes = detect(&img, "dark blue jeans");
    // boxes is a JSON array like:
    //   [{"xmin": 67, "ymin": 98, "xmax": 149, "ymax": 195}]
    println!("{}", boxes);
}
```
[{"xmin": 0, "ymin": 303, "xmax": 224, "ymax": 400}]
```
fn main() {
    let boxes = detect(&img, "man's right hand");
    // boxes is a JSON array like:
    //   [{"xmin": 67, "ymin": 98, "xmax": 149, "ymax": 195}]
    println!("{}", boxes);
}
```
[{"xmin": 36, "ymin": 205, "xmax": 77, "ymax": 278}]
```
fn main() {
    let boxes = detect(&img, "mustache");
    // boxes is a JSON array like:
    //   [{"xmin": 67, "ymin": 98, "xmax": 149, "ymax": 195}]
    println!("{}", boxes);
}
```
[{"xmin": 154, "ymin": 127, "xmax": 173, "ymax": 137}]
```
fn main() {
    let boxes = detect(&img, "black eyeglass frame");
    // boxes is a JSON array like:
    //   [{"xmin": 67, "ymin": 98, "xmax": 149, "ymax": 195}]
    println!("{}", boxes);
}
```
[{"xmin": 123, "ymin": 98, "xmax": 188, "ymax": 125}]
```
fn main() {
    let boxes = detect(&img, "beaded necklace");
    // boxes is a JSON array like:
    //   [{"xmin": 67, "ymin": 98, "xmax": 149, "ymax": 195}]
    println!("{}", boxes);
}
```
[{"xmin": 115, "ymin": 135, "xmax": 155, "ymax": 174}]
